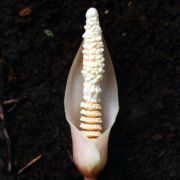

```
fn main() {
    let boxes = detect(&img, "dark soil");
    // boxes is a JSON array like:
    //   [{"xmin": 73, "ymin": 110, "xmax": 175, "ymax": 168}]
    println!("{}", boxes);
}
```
[{"xmin": 0, "ymin": 0, "xmax": 179, "ymax": 180}]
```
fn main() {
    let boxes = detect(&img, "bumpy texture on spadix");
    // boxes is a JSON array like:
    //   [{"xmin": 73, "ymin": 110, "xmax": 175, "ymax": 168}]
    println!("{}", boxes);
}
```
[{"xmin": 80, "ymin": 8, "xmax": 105, "ymax": 139}]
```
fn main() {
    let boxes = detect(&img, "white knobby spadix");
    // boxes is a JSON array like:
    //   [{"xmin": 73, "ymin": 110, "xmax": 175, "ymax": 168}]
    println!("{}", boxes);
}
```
[
  {"xmin": 80, "ymin": 8, "xmax": 105, "ymax": 139},
  {"xmin": 64, "ymin": 7, "xmax": 119, "ymax": 180}
]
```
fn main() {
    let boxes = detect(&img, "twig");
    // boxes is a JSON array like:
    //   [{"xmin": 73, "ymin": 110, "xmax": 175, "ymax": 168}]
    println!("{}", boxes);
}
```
[
  {"xmin": 3, "ymin": 98, "xmax": 18, "ymax": 112},
  {"xmin": 7, "ymin": 104, "xmax": 17, "ymax": 113},
  {"xmin": 18, "ymin": 155, "xmax": 42, "ymax": 175},
  {"xmin": 0, "ymin": 103, "xmax": 12, "ymax": 172},
  {"xmin": 3, "ymin": 99, "xmax": 18, "ymax": 105},
  {"xmin": 0, "ymin": 98, "xmax": 19, "ymax": 172},
  {"xmin": 3, "ymin": 128, "xmax": 12, "ymax": 171}
]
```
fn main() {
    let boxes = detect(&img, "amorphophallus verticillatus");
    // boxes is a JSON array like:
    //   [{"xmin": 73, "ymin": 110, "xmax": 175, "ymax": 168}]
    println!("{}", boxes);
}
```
[{"xmin": 64, "ymin": 8, "xmax": 119, "ymax": 180}]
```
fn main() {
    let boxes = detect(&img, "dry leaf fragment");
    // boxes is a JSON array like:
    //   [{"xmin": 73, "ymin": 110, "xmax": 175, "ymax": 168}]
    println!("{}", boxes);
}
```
[{"xmin": 19, "ymin": 7, "xmax": 32, "ymax": 17}]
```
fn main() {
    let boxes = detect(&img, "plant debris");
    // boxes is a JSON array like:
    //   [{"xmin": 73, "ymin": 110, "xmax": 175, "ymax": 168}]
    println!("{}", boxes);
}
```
[
  {"xmin": 18, "ymin": 155, "xmax": 42, "ymax": 175},
  {"xmin": 43, "ymin": 29, "xmax": 55, "ymax": 38},
  {"xmin": 19, "ymin": 7, "xmax": 32, "ymax": 17}
]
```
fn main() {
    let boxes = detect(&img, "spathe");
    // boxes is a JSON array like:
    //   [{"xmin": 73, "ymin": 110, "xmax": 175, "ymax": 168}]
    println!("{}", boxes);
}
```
[{"xmin": 64, "ymin": 38, "xmax": 119, "ymax": 179}]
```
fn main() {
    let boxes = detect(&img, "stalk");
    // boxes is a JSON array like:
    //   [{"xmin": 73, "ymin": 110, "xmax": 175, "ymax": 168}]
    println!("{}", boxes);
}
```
[{"xmin": 84, "ymin": 177, "xmax": 97, "ymax": 180}]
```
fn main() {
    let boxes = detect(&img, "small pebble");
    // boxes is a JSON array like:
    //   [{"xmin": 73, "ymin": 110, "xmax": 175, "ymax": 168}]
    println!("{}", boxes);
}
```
[
  {"xmin": 150, "ymin": 133, "xmax": 162, "ymax": 141},
  {"xmin": 122, "ymin": 32, "xmax": 127, "ymax": 37},
  {"xmin": 104, "ymin": 10, "xmax": 109, "ymax": 14}
]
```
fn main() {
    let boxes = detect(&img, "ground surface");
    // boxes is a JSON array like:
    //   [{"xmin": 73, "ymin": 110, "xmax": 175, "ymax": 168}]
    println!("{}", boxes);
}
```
[{"xmin": 0, "ymin": 0, "xmax": 179, "ymax": 180}]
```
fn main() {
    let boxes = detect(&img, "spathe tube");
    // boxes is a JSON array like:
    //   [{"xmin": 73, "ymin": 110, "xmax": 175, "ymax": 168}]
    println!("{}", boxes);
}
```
[{"xmin": 64, "ymin": 38, "xmax": 119, "ymax": 179}]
